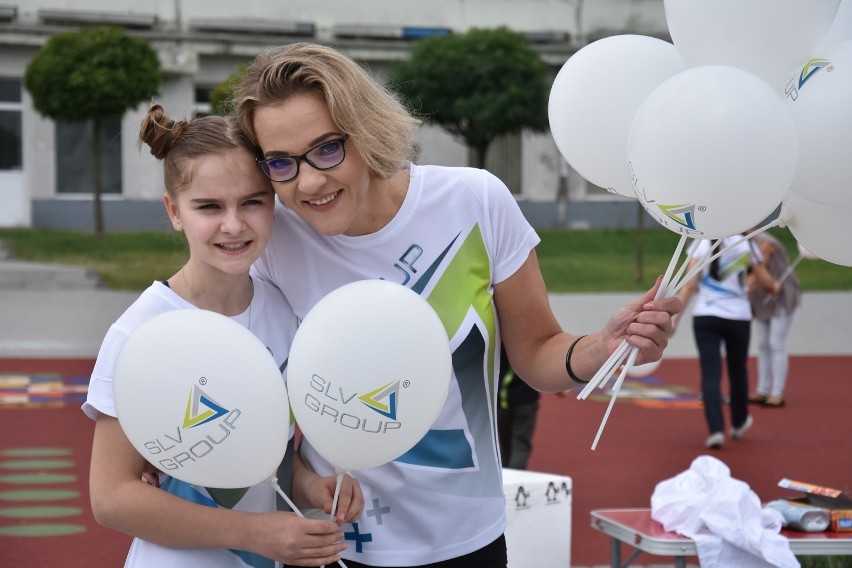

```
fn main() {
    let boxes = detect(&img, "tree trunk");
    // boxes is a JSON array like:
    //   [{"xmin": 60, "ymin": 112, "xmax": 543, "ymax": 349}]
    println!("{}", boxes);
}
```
[
  {"xmin": 471, "ymin": 142, "xmax": 489, "ymax": 170},
  {"xmin": 92, "ymin": 118, "xmax": 104, "ymax": 240}
]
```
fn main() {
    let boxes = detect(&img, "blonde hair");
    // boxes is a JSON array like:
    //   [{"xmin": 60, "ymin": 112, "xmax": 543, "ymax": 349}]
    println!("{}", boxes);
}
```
[
  {"xmin": 139, "ymin": 104, "xmax": 255, "ymax": 198},
  {"xmin": 234, "ymin": 43, "xmax": 421, "ymax": 180}
]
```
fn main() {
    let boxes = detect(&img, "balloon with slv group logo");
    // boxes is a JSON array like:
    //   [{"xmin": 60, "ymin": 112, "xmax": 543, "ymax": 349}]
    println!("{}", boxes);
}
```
[
  {"xmin": 664, "ymin": 0, "xmax": 841, "ymax": 92},
  {"xmin": 113, "ymin": 309, "xmax": 290, "ymax": 489},
  {"xmin": 785, "ymin": 40, "xmax": 852, "ymax": 206},
  {"xmin": 627, "ymin": 65, "xmax": 798, "ymax": 239},
  {"xmin": 548, "ymin": 34, "xmax": 685, "ymax": 197},
  {"xmin": 286, "ymin": 280, "xmax": 452, "ymax": 473}
]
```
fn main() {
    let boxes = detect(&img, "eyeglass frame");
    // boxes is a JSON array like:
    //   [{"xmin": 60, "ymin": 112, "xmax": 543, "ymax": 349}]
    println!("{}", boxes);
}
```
[{"xmin": 255, "ymin": 134, "xmax": 350, "ymax": 183}]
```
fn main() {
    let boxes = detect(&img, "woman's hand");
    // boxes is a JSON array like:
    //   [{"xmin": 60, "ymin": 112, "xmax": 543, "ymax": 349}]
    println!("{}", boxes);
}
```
[{"xmin": 602, "ymin": 276, "xmax": 683, "ymax": 365}]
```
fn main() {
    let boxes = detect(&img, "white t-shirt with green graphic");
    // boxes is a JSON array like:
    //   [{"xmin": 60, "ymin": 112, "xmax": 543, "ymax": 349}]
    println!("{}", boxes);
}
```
[
  {"xmin": 251, "ymin": 163, "xmax": 540, "ymax": 566},
  {"xmin": 83, "ymin": 280, "xmax": 297, "ymax": 568},
  {"xmin": 689, "ymin": 237, "xmax": 762, "ymax": 321}
]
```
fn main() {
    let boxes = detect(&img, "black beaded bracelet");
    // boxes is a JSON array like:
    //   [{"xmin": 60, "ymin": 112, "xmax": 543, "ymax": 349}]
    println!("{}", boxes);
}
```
[{"xmin": 565, "ymin": 335, "xmax": 589, "ymax": 384}]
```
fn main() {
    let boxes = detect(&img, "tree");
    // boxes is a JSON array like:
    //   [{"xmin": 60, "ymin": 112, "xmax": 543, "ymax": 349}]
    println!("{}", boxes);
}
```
[
  {"xmin": 209, "ymin": 65, "xmax": 246, "ymax": 116},
  {"xmin": 391, "ymin": 27, "xmax": 550, "ymax": 169},
  {"xmin": 24, "ymin": 26, "xmax": 161, "ymax": 238}
]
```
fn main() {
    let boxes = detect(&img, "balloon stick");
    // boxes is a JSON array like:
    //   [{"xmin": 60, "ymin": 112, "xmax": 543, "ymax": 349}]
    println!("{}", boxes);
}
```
[
  {"xmin": 762, "ymin": 254, "xmax": 803, "ymax": 304},
  {"xmin": 329, "ymin": 470, "xmax": 345, "ymax": 522},
  {"xmin": 591, "ymin": 347, "xmax": 638, "ymax": 450},
  {"xmin": 581, "ymin": 234, "xmax": 686, "ymax": 400},
  {"xmin": 269, "ymin": 476, "xmax": 349, "ymax": 568},
  {"xmin": 268, "ymin": 475, "xmax": 302, "ymax": 516},
  {"xmin": 582, "ymin": 234, "xmax": 688, "ymax": 448},
  {"xmin": 670, "ymin": 218, "xmax": 783, "ymax": 295}
]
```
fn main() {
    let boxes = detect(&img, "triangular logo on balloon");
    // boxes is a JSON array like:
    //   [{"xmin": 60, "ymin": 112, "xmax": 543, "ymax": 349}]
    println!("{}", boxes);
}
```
[
  {"xmin": 658, "ymin": 203, "xmax": 697, "ymax": 231},
  {"xmin": 358, "ymin": 380, "xmax": 400, "ymax": 420},
  {"xmin": 797, "ymin": 58, "xmax": 831, "ymax": 89},
  {"xmin": 183, "ymin": 384, "xmax": 230, "ymax": 429}
]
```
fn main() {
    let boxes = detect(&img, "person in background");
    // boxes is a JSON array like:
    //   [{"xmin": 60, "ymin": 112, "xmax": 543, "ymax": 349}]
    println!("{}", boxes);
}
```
[
  {"xmin": 747, "ymin": 231, "xmax": 802, "ymax": 408},
  {"xmin": 497, "ymin": 345, "xmax": 541, "ymax": 470},
  {"xmin": 234, "ymin": 42, "xmax": 681, "ymax": 567},
  {"xmin": 84, "ymin": 104, "xmax": 362, "ymax": 568},
  {"xmin": 677, "ymin": 236, "xmax": 776, "ymax": 449}
]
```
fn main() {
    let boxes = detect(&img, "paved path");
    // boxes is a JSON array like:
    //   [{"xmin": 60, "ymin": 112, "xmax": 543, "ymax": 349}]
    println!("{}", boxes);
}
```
[{"xmin": 1, "ymin": 256, "xmax": 850, "ymax": 359}]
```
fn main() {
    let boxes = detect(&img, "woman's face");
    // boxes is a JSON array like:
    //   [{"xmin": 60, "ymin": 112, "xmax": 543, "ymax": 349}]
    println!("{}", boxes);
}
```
[
  {"xmin": 165, "ymin": 147, "xmax": 275, "ymax": 277},
  {"xmin": 252, "ymin": 93, "xmax": 377, "ymax": 236}
]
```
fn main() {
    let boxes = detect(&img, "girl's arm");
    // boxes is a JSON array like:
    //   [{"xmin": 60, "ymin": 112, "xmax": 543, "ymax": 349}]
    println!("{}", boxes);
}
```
[{"xmin": 89, "ymin": 414, "xmax": 346, "ymax": 566}]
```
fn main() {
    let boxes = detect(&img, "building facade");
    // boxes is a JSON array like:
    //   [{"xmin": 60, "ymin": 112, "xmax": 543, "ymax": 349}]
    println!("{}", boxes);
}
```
[{"xmin": 0, "ymin": 0, "xmax": 669, "ymax": 230}]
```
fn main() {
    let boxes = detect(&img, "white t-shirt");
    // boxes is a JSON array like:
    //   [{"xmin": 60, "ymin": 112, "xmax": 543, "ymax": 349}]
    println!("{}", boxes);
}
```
[
  {"xmin": 83, "ymin": 279, "xmax": 297, "ymax": 568},
  {"xmin": 688, "ymin": 237, "xmax": 762, "ymax": 321},
  {"xmin": 251, "ymin": 164, "xmax": 540, "ymax": 566}
]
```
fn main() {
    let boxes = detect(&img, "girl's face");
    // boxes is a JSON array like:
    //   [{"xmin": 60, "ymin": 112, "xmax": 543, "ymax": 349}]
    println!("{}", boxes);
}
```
[
  {"xmin": 165, "ymin": 147, "xmax": 274, "ymax": 277},
  {"xmin": 252, "ymin": 93, "xmax": 378, "ymax": 236}
]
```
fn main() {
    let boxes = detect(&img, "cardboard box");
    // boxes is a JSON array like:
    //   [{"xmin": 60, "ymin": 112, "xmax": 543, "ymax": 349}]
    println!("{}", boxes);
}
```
[
  {"xmin": 778, "ymin": 478, "xmax": 852, "ymax": 532},
  {"xmin": 503, "ymin": 468, "xmax": 572, "ymax": 567}
]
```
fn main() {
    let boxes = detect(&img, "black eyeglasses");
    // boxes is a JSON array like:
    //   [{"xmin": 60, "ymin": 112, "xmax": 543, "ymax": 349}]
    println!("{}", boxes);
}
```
[{"xmin": 256, "ymin": 135, "xmax": 350, "ymax": 182}]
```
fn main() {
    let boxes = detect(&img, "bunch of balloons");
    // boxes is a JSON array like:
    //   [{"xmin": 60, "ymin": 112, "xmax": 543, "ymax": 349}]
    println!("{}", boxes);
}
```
[{"xmin": 549, "ymin": 0, "xmax": 852, "ymax": 265}]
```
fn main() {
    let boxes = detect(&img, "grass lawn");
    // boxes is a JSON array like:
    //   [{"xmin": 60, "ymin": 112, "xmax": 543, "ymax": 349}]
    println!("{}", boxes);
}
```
[{"xmin": 1, "ymin": 227, "xmax": 851, "ymax": 293}]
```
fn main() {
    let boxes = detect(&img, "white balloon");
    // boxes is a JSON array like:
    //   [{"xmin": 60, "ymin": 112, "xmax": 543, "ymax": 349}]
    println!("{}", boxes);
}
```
[
  {"xmin": 113, "ymin": 309, "xmax": 290, "ymax": 488},
  {"xmin": 797, "ymin": 240, "xmax": 821, "ymax": 261},
  {"xmin": 816, "ymin": 0, "xmax": 852, "ymax": 53},
  {"xmin": 628, "ymin": 65, "xmax": 798, "ymax": 239},
  {"xmin": 287, "ymin": 280, "xmax": 452, "ymax": 472},
  {"xmin": 621, "ymin": 358, "xmax": 662, "ymax": 378},
  {"xmin": 664, "ymin": 0, "xmax": 841, "ymax": 92},
  {"xmin": 785, "ymin": 40, "xmax": 852, "ymax": 205},
  {"xmin": 548, "ymin": 34, "xmax": 685, "ymax": 197},
  {"xmin": 781, "ymin": 192, "xmax": 852, "ymax": 266}
]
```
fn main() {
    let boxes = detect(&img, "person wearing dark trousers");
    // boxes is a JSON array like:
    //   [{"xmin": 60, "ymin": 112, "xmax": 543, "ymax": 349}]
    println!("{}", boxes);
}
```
[
  {"xmin": 677, "ymin": 236, "xmax": 775, "ymax": 449},
  {"xmin": 497, "ymin": 346, "xmax": 541, "ymax": 470}
]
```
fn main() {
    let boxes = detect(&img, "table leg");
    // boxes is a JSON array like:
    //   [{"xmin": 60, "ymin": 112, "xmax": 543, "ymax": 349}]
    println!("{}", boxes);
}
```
[
  {"xmin": 610, "ymin": 536, "xmax": 620, "ymax": 568},
  {"xmin": 609, "ymin": 537, "xmax": 643, "ymax": 568}
]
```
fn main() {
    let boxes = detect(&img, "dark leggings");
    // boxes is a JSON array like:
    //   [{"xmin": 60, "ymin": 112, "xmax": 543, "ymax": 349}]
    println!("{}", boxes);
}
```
[
  {"xmin": 339, "ymin": 534, "xmax": 507, "ymax": 568},
  {"xmin": 693, "ymin": 315, "xmax": 751, "ymax": 434}
]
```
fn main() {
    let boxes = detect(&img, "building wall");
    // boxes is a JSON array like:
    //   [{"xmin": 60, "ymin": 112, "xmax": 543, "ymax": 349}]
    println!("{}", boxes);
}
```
[{"xmin": 1, "ymin": 0, "xmax": 669, "ymax": 230}]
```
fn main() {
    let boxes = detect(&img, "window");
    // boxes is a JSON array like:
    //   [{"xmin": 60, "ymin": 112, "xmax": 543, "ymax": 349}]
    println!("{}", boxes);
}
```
[
  {"xmin": 55, "ymin": 118, "xmax": 122, "ymax": 194},
  {"xmin": 194, "ymin": 86, "xmax": 213, "ymax": 113},
  {"xmin": 0, "ymin": 78, "xmax": 22, "ymax": 170}
]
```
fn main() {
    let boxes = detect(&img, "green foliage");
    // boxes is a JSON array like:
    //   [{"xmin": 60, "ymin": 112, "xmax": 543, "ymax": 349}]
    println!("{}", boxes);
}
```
[
  {"xmin": 209, "ymin": 65, "xmax": 246, "ymax": 116},
  {"xmin": 390, "ymin": 27, "xmax": 549, "ymax": 164},
  {"xmin": 24, "ymin": 26, "xmax": 161, "ymax": 121}
]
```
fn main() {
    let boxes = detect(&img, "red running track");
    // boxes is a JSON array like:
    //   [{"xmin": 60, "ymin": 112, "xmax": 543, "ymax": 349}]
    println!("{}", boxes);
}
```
[{"xmin": 1, "ymin": 355, "xmax": 850, "ymax": 566}]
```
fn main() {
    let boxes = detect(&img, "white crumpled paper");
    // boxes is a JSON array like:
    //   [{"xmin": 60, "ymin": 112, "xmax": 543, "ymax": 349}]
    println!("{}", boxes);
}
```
[{"xmin": 650, "ymin": 455, "xmax": 799, "ymax": 568}]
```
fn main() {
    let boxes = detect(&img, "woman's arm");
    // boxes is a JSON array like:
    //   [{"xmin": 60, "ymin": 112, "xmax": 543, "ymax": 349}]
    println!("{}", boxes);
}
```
[
  {"xmin": 754, "ymin": 239, "xmax": 782, "ymax": 294},
  {"xmin": 494, "ymin": 251, "xmax": 681, "ymax": 392},
  {"xmin": 89, "ymin": 415, "xmax": 346, "ymax": 566}
]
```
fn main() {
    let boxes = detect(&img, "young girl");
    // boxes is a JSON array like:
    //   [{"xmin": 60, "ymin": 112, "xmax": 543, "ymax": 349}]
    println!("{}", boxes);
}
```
[
  {"xmin": 678, "ymin": 236, "xmax": 775, "ymax": 449},
  {"xmin": 83, "ymin": 104, "xmax": 362, "ymax": 568},
  {"xmin": 235, "ymin": 43, "xmax": 681, "ymax": 567}
]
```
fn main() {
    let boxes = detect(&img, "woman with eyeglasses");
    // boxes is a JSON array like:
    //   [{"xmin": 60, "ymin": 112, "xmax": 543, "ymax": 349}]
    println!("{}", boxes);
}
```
[
  {"xmin": 235, "ymin": 43, "xmax": 682, "ymax": 568},
  {"xmin": 84, "ymin": 103, "xmax": 363, "ymax": 568}
]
